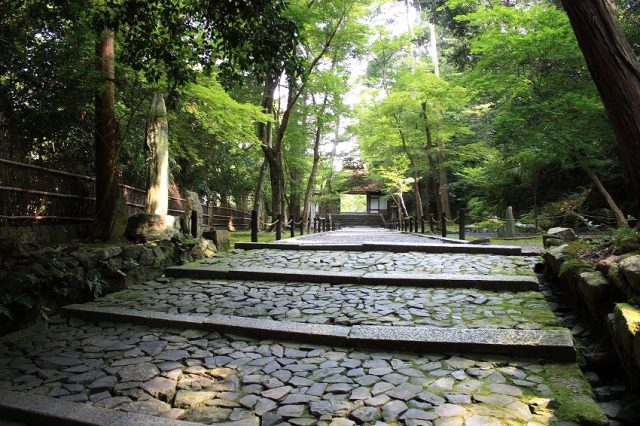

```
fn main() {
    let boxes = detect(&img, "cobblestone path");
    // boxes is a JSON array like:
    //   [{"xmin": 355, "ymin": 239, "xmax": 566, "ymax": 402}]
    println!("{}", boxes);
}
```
[{"xmin": 0, "ymin": 228, "xmax": 606, "ymax": 425}]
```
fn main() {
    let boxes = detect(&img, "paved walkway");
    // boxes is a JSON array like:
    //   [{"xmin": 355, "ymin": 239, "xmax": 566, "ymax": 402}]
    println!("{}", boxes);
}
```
[{"xmin": 0, "ymin": 228, "xmax": 606, "ymax": 425}]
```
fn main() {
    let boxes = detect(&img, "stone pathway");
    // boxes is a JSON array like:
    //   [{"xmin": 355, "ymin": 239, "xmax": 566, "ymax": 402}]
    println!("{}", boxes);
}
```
[
  {"xmin": 89, "ymin": 278, "xmax": 559, "ymax": 330},
  {"xmin": 198, "ymin": 250, "xmax": 537, "ymax": 276},
  {"xmin": 277, "ymin": 229, "xmax": 450, "ymax": 245},
  {"xmin": 0, "ymin": 227, "xmax": 607, "ymax": 425}
]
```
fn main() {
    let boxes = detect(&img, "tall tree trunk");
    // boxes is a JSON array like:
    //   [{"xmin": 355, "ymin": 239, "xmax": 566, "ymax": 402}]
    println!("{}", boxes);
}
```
[
  {"xmin": 580, "ymin": 161, "xmax": 627, "ymax": 227},
  {"xmin": 302, "ymin": 115, "xmax": 324, "ymax": 227},
  {"xmin": 397, "ymin": 123, "xmax": 423, "ymax": 219},
  {"xmin": 562, "ymin": 0, "xmax": 640, "ymax": 209},
  {"xmin": 93, "ymin": 27, "xmax": 122, "ymax": 240},
  {"xmin": 258, "ymin": 73, "xmax": 281, "ymax": 223},
  {"xmin": 145, "ymin": 92, "xmax": 169, "ymax": 215},
  {"xmin": 438, "ymin": 140, "xmax": 451, "ymax": 219},
  {"xmin": 253, "ymin": 158, "xmax": 268, "ymax": 223},
  {"xmin": 422, "ymin": 102, "xmax": 440, "ymax": 225},
  {"xmin": 429, "ymin": 22, "xmax": 440, "ymax": 77}
]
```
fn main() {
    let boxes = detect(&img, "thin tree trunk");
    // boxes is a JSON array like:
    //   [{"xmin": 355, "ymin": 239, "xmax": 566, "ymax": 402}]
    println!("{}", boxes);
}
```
[
  {"xmin": 438, "ymin": 140, "xmax": 451, "ymax": 219},
  {"xmin": 93, "ymin": 27, "xmax": 121, "ymax": 240},
  {"xmin": 398, "ymin": 190, "xmax": 409, "ymax": 218},
  {"xmin": 396, "ymin": 123, "xmax": 423, "ymax": 219},
  {"xmin": 429, "ymin": 22, "xmax": 440, "ymax": 77},
  {"xmin": 422, "ymin": 102, "xmax": 440, "ymax": 225},
  {"xmin": 580, "ymin": 161, "xmax": 627, "ymax": 227},
  {"xmin": 562, "ymin": 0, "xmax": 640, "ymax": 209},
  {"xmin": 145, "ymin": 92, "xmax": 169, "ymax": 215},
  {"xmin": 302, "ymin": 114, "xmax": 324, "ymax": 227}
]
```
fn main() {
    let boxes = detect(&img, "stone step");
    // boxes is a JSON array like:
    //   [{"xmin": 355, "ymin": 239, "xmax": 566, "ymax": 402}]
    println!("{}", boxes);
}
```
[
  {"xmin": 73, "ymin": 277, "xmax": 559, "ymax": 330},
  {"xmin": 62, "ymin": 304, "xmax": 576, "ymax": 361},
  {"xmin": 235, "ymin": 241, "xmax": 522, "ymax": 256},
  {"xmin": 164, "ymin": 266, "xmax": 539, "ymax": 291},
  {"xmin": 0, "ymin": 389, "xmax": 202, "ymax": 426}
]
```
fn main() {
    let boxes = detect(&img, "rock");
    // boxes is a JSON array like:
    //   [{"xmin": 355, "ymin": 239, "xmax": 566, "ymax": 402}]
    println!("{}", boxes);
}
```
[
  {"xmin": 611, "ymin": 303, "xmax": 640, "ymax": 375},
  {"xmin": 497, "ymin": 207, "xmax": 516, "ymax": 238},
  {"xmin": 125, "ymin": 213, "xmax": 180, "ymax": 242},
  {"xmin": 578, "ymin": 271, "xmax": 616, "ymax": 329},
  {"xmin": 182, "ymin": 191, "xmax": 204, "ymax": 238},
  {"xmin": 386, "ymin": 383, "xmax": 422, "ymax": 401},
  {"xmin": 382, "ymin": 400, "xmax": 408, "ymax": 421},
  {"xmin": 309, "ymin": 400, "xmax": 351, "ymax": 417},
  {"xmin": 400, "ymin": 409, "xmax": 436, "ymax": 421},
  {"xmin": 544, "ymin": 227, "xmax": 577, "ymax": 248},
  {"xmin": 487, "ymin": 383, "xmax": 522, "ymax": 397},
  {"xmin": 434, "ymin": 404, "xmax": 467, "ymax": 417},
  {"xmin": 117, "ymin": 362, "xmax": 159, "ymax": 382},
  {"xmin": 261, "ymin": 386, "xmax": 293, "ymax": 400},
  {"xmin": 619, "ymin": 255, "xmax": 640, "ymax": 292},
  {"xmin": 276, "ymin": 405, "xmax": 305, "ymax": 418},
  {"xmin": 350, "ymin": 406, "xmax": 380, "ymax": 423},
  {"xmin": 119, "ymin": 398, "xmax": 172, "ymax": 416},
  {"xmin": 174, "ymin": 390, "xmax": 217, "ymax": 408},
  {"xmin": 464, "ymin": 415, "xmax": 500, "ymax": 426},
  {"xmin": 141, "ymin": 376, "xmax": 176, "ymax": 401},
  {"xmin": 204, "ymin": 230, "xmax": 231, "ymax": 251}
]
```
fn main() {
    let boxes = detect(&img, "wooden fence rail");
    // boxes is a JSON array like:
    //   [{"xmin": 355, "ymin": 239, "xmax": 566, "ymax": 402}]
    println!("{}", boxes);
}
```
[{"xmin": 0, "ymin": 158, "xmax": 250, "ymax": 231}]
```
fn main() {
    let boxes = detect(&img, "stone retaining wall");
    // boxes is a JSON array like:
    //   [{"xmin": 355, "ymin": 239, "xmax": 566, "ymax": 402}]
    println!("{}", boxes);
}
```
[
  {"xmin": 544, "ymin": 245, "xmax": 640, "ymax": 388},
  {"xmin": 0, "ymin": 236, "xmax": 216, "ymax": 335}
]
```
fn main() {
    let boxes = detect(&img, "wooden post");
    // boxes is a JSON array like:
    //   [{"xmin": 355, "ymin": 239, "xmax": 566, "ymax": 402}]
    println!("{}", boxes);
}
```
[
  {"xmin": 299, "ymin": 217, "xmax": 304, "ymax": 235},
  {"xmin": 420, "ymin": 216, "xmax": 425, "ymax": 234},
  {"xmin": 313, "ymin": 217, "xmax": 317, "ymax": 233},
  {"xmin": 251, "ymin": 210, "xmax": 258, "ymax": 242},
  {"xmin": 414, "ymin": 216, "xmax": 419, "ymax": 233},
  {"xmin": 430, "ymin": 214, "xmax": 436, "ymax": 232},
  {"xmin": 441, "ymin": 213, "xmax": 447, "ymax": 237},
  {"xmin": 191, "ymin": 211, "xmax": 198, "ymax": 237},
  {"xmin": 459, "ymin": 208, "xmax": 466, "ymax": 240},
  {"xmin": 409, "ymin": 217, "xmax": 414, "ymax": 232},
  {"xmin": 321, "ymin": 217, "xmax": 326, "ymax": 232},
  {"xmin": 276, "ymin": 215, "xmax": 282, "ymax": 240},
  {"xmin": 290, "ymin": 219, "xmax": 295, "ymax": 238}
]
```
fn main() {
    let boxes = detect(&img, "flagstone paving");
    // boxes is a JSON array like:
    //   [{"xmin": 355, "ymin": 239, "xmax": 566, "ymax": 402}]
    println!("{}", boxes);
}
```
[
  {"xmin": 0, "ymin": 318, "xmax": 602, "ymax": 425},
  {"xmin": 0, "ymin": 227, "xmax": 607, "ymax": 424},
  {"xmin": 198, "ymin": 250, "xmax": 537, "ymax": 277},
  {"xmin": 88, "ymin": 278, "xmax": 560, "ymax": 330}
]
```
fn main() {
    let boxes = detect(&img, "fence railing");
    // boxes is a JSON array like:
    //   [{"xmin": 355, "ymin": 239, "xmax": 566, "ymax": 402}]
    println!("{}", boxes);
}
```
[{"xmin": 0, "ymin": 158, "xmax": 249, "ymax": 231}]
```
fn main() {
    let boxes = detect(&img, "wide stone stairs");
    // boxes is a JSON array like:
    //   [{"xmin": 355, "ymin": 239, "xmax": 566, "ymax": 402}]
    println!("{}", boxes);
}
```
[
  {"xmin": 0, "ymin": 228, "xmax": 608, "ymax": 425},
  {"xmin": 331, "ymin": 214, "xmax": 384, "ymax": 228}
]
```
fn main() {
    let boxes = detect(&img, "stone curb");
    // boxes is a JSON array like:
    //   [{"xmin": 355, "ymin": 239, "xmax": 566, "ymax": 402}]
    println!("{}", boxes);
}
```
[
  {"xmin": 0, "ymin": 389, "xmax": 201, "ymax": 425},
  {"xmin": 61, "ymin": 305, "xmax": 576, "ymax": 361},
  {"xmin": 234, "ymin": 241, "xmax": 523, "ymax": 255},
  {"xmin": 164, "ymin": 266, "xmax": 538, "ymax": 291}
]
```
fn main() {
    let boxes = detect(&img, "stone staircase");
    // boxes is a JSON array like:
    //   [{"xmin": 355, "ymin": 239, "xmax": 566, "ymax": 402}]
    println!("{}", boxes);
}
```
[
  {"xmin": 331, "ymin": 213, "xmax": 384, "ymax": 227},
  {"xmin": 0, "ymin": 227, "xmax": 609, "ymax": 425}
]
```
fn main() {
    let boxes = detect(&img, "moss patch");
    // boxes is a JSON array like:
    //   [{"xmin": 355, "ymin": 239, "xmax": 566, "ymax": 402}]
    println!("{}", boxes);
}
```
[{"xmin": 542, "ymin": 363, "xmax": 607, "ymax": 425}]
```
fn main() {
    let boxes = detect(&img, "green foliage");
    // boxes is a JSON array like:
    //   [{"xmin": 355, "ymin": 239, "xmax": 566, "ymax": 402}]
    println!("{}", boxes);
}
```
[{"xmin": 612, "ymin": 227, "xmax": 640, "ymax": 255}]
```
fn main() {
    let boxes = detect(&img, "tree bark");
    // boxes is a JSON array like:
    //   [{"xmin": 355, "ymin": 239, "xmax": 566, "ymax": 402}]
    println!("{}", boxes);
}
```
[
  {"xmin": 93, "ymin": 27, "xmax": 121, "ymax": 240},
  {"xmin": 145, "ymin": 92, "xmax": 169, "ymax": 215},
  {"xmin": 438, "ymin": 140, "xmax": 451, "ymax": 219},
  {"xmin": 302, "ymin": 104, "xmax": 326, "ymax": 228},
  {"xmin": 422, "ymin": 102, "xmax": 440, "ymax": 225},
  {"xmin": 253, "ymin": 158, "xmax": 268, "ymax": 224},
  {"xmin": 562, "ymin": 0, "xmax": 640, "ymax": 208},
  {"xmin": 580, "ymin": 161, "xmax": 627, "ymax": 227},
  {"xmin": 396, "ymin": 123, "xmax": 423, "ymax": 219}
]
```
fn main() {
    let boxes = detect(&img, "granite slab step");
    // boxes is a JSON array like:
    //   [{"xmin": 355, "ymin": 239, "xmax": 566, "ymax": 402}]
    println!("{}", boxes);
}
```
[
  {"xmin": 165, "ymin": 266, "xmax": 537, "ymax": 291},
  {"xmin": 235, "ymin": 241, "xmax": 522, "ymax": 255},
  {"xmin": 61, "ymin": 304, "xmax": 575, "ymax": 361},
  {"xmin": 0, "ymin": 389, "xmax": 202, "ymax": 426}
]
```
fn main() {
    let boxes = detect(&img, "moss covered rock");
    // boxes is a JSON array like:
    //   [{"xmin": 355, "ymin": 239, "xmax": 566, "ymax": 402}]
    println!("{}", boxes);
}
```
[
  {"xmin": 619, "ymin": 255, "xmax": 640, "ymax": 292},
  {"xmin": 578, "ymin": 271, "xmax": 615, "ymax": 330}
]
